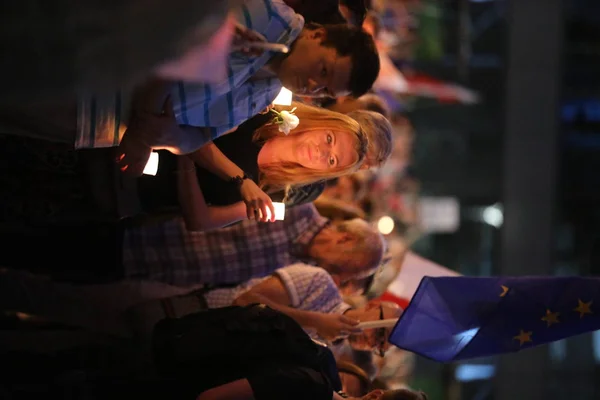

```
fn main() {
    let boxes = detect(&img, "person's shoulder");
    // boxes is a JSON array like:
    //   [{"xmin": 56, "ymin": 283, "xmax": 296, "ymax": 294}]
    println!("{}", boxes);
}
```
[
  {"xmin": 276, "ymin": 264, "xmax": 336, "ymax": 296},
  {"xmin": 284, "ymin": 182, "xmax": 326, "ymax": 207},
  {"xmin": 286, "ymin": 201, "xmax": 317, "ymax": 217},
  {"xmin": 277, "ymin": 263, "xmax": 329, "ymax": 278},
  {"xmin": 273, "ymin": 263, "xmax": 322, "ymax": 289},
  {"xmin": 271, "ymin": 0, "xmax": 305, "ymax": 26},
  {"xmin": 269, "ymin": 0, "xmax": 299, "ymax": 15},
  {"xmin": 235, "ymin": 111, "xmax": 272, "ymax": 135},
  {"xmin": 285, "ymin": 202, "xmax": 324, "ymax": 227},
  {"xmin": 241, "ymin": 0, "xmax": 303, "ymax": 25}
]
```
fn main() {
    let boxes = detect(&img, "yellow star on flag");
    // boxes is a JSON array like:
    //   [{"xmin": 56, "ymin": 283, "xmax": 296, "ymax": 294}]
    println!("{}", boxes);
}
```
[
  {"xmin": 541, "ymin": 309, "xmax": 560, "ymax": 327},
  {"xmin": 499, "ymin": 285, "xmax": 509, "ymax": 297},
  {"xmin": 574, "ymin": 299, "xmax": 593, "ymax": 318},
  {"xmin": 513, "ymin": 330, "xmax": 533, "ymax": 346}
]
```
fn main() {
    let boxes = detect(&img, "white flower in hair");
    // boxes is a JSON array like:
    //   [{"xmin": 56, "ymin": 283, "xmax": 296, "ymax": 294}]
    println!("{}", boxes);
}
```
[{"xmin": 271, "ymin": 107, "xmax": 299, "ymax": 135}]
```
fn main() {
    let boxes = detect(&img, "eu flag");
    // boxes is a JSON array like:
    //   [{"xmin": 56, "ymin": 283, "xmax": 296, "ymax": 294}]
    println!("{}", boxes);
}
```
[{"xmin": 388, "ymin": 276, "xmax": 600, "ymax": 362}]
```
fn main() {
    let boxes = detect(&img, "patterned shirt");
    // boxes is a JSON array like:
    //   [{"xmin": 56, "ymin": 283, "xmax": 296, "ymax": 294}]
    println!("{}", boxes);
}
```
[
  {"xmin": 75, "ymin": 0, "xmax": 304, "ymax": 149},
  {"xmin": 205, "ymin": 263, "xmax": 351, "ymax": 316},
  {"xmin": 122, "ymin": 203, "xmax": 328, "ymax": 287}
]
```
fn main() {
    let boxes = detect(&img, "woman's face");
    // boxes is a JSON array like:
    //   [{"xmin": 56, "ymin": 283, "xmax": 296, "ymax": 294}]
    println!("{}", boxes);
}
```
[{"xmin": 288, "ymin": 129, "xmax": 360, "ymax": 171}]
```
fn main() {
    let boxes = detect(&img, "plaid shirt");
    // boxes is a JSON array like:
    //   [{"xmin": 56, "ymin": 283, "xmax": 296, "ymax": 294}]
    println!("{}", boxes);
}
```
[
  {"xmin": 122, "ymin": 203, "xmax": 328, "ymax": 287},
  {"xmin": 205, "ymin": 263, "xmax": 351, "ymax": 316},
  {"xmin": 75, "ymin": 0, "xmax": 304, "ymax": 148}
]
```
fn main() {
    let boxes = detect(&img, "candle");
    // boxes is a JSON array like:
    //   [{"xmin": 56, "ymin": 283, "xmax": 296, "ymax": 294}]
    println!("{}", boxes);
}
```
[
  {"xmin": 355, "ymin": 318, "xmax": 399, "ymax": 330},
  {"xmin": 261, "ymin": 202, "xmax": 286, "ymax": 221},
  {"xmin": 272, "ymin": 87, "xmax": 292, "ymax": 106},
  {"xmin": 143, "ymin": 152, "xmax": 159, "ymax": 176}
]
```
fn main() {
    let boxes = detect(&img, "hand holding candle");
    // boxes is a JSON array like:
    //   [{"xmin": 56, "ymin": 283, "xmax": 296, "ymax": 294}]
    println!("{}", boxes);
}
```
[{"xmin": 258, "ymin": 202, "xmax": 286, "ymax": 221}]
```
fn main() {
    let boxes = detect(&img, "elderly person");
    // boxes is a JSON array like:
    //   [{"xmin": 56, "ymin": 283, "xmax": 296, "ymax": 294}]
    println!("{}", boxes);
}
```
[
  {"xmin": 2, "ymin": 203, "xmax": 385, "ymax": 287},
  {"xmin": 0, "ymin": 264, "xmax": 401, "ymax": 355}
]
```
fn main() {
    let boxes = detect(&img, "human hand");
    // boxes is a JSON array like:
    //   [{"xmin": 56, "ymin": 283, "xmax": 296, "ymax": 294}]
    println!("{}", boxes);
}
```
[
  {"xmin": 239, "ymin": 179, "xmax": 275, "ymax": 222},
  {"xmin": 116, "ymin": 97, "xmax": 181, "ymax": 176},
  {"xmin": 313, "ymin": 313, "xmax": 361, "ymax": 341},
  {"xmin": 115, "ymin": 132, "xmax": 153, "ymax": 177},
  {"xmin": 126, "ymin": 96, "xmax": 180, "ymax": 148}
]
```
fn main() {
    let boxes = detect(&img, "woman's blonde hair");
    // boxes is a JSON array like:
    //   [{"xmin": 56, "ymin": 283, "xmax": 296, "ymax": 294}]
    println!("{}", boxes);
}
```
[{"xmin": 253, "ymin": 101, "xmax": 369, "ymax": 192}]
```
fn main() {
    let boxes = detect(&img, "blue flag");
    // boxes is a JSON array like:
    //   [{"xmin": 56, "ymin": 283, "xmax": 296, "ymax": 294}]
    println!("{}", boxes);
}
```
[{"xmin": 388, "ymin": 276, "xmax": 600, "ymax": 362}]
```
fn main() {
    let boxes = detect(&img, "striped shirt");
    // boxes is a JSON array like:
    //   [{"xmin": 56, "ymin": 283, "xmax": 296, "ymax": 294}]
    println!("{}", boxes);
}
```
[
  {"xmin": 140, "ymin": 264, "xmax": 351, "ymax": 340},
  {"xmin": 122, "ymin": 203, "xmax": 329, "ymax": 287},
  {"xmin": 205, "ymin": 264, "xmax": 351, "ymax": 316},
  {"xmin": 75, "ymin": 0, "xmax": 304, "ymax": 149}
]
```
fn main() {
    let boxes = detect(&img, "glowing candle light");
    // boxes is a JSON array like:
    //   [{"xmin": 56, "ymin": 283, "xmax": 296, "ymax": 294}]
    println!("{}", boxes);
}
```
[
  {"xmin": 377, "ymin": 216, "xmax": 395, "ymax": 235},
  {"xmin": 261, "ymin": 202, "xmax": 286, "ymax": 221},
  {"xmin": 143, "ymin": 152, "xmax": 159, "ymax": 176},
  {"xmin": 272, "ymin": 87, "xmax": 292, "ymax": 106}
]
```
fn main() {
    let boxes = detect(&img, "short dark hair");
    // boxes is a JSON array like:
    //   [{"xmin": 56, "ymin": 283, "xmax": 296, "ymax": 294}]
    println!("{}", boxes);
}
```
[
  {"xmin": 307, "ymin": 23, "xmax": 380, "ymax": 97},
  {"xmin": 360, "ymin": 93, "xmax": 391, "ymax": 119}
]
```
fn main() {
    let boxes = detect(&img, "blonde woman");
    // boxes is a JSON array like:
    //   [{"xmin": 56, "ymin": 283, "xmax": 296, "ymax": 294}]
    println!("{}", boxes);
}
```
[{"xmin": 138, "ymin": 102, "xmax": 392, "ymax": 231}]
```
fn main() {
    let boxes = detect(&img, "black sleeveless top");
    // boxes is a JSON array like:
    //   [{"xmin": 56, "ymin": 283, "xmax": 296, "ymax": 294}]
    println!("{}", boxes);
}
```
[{"xmin": 137, "ymin": 113, "xmax": 324, "ymax": 212}]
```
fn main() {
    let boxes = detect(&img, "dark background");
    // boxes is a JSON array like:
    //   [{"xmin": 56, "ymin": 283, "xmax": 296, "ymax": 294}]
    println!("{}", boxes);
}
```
[{"xmin": 407, "ymin": 0, "xmax": 600, "ymax": 399}]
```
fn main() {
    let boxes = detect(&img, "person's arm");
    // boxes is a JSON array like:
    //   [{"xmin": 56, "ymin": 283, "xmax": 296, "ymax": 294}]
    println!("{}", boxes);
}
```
[
  {"xmin": 185, "ymin": 128, "xmax": 245, "ymax": 180},
  {"xmin": 197, "ymin": 379, "xmax": 255, "ymax": 400},
  {"xmin": 176, "ymin": 156, "xmax": 247, "ymax": 231},
  {"xmin": 232, "ymin": 276, "xmax": 359, "ymax": 339},
  {"xmin": 130, "ymin": 78, "xmax": 173, "ymax": 114},
  {"xmin": 117, "ymin": 92, "xmax": 203, "ymax": 176},
  {"xmin": 125, "ymin": 82, "xmax": 214, "ymax": 156},
  {"xmin": 234, "ymin": 290, "xmax": 328, "ymax": 331},
  {"xmin": 183, "ymin": 126, "xmax": 275, "ymax": 222}
]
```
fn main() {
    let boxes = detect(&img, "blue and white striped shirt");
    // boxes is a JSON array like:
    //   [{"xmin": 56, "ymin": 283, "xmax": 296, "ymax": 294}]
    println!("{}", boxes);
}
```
[{"xmin": 75, "ymin": 0, "xmax": 304, "ymax": 149}]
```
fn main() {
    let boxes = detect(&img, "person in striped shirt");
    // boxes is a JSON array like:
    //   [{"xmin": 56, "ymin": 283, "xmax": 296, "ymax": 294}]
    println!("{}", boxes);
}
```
[{"xmin": 0, "ymin": 0, "xmax": 380, "ymax": 154}]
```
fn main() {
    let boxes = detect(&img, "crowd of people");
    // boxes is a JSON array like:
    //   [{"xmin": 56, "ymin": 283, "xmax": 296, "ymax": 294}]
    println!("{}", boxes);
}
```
[{"xmin": 0, "ymin": 0, "xmax": 427, "ymax": 399}]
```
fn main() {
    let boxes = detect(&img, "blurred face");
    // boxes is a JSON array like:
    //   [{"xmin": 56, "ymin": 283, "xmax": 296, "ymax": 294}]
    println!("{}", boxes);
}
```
[
  {"xmin": 310, "ymin": 220, "xmax": 376, "ymax": 281},
  {"xmin": 326, "ymin": 97, "xmax": 364, "ymax": 115},
  {"xmin": 347, "ymin": 303, "xmax": 402, "ymax": 355},
  {"xmin": 323, "ymin": 175, "xmax": 356, "ymax": 202},
  {"xmin": 286, "ymin": 129, "xmax": 359, "ymax": 171},
  {"xmin": 276, "ymin": 28, "xmax": 352, "ymax": 97}
]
